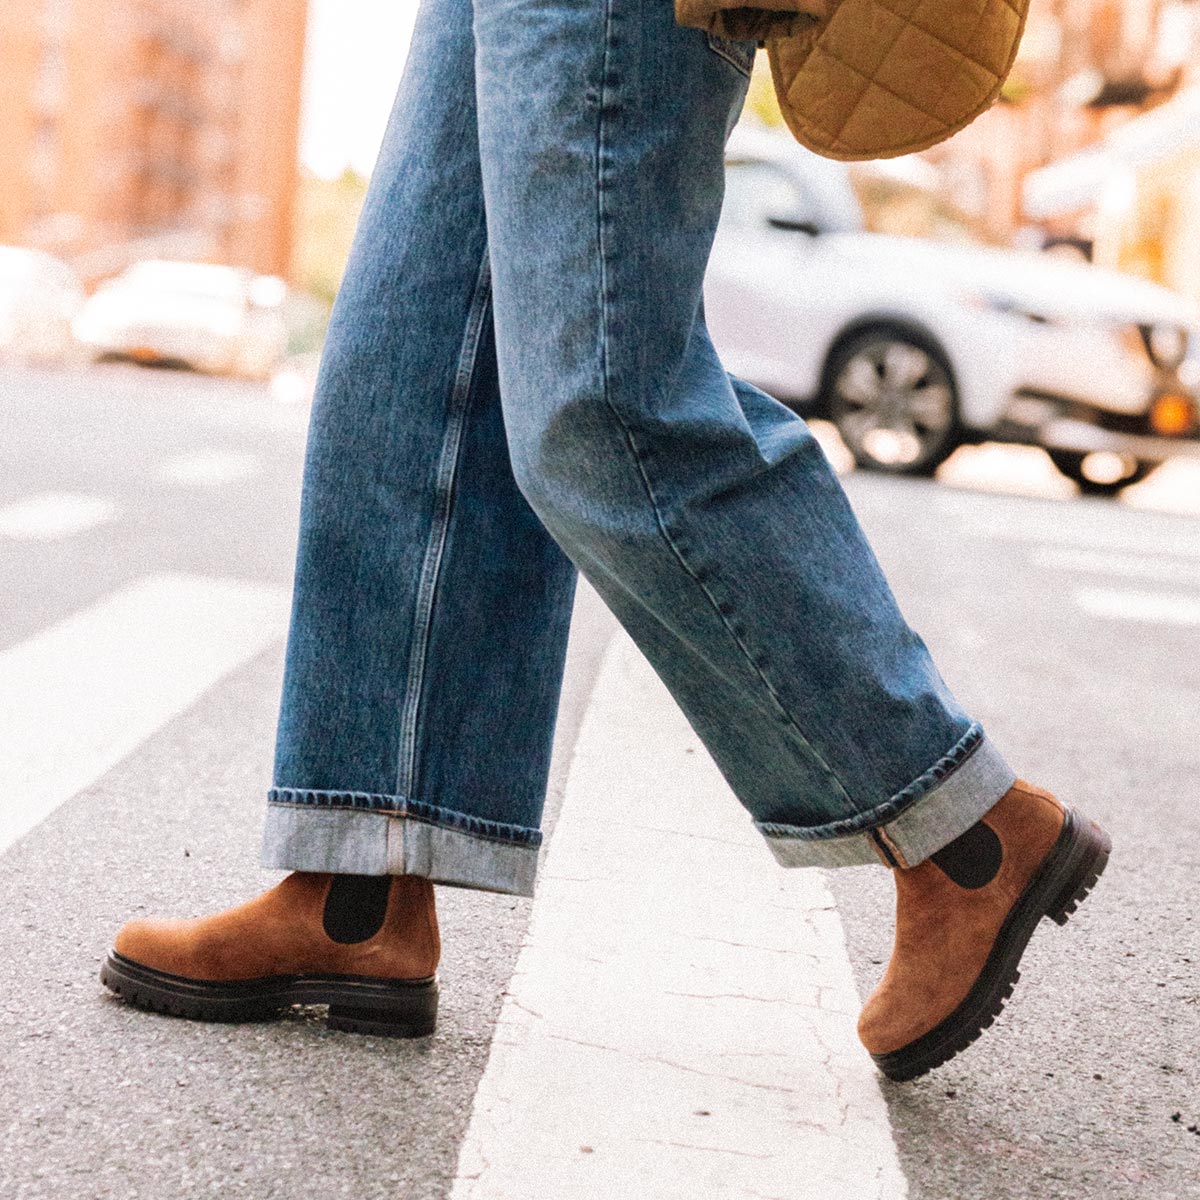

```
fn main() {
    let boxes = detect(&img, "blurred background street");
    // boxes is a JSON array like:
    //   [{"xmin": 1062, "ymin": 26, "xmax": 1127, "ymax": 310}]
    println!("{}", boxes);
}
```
[{"xmin": 1, "ymin": 0, "xmax": 1199, "ymax": 1195}]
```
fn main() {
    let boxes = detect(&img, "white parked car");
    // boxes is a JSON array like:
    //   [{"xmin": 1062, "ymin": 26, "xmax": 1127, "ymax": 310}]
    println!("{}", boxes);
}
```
[
  {"xmin": 706, "ymin": 126, "xmax": 1200, "ymax": 495},
  {"xmin": 0, "ymin": 246, "xmax": 85, "ymax": 366},
  {"xmin": 73, "ymin": 260, "xmax": 289, "ymax": 381}
]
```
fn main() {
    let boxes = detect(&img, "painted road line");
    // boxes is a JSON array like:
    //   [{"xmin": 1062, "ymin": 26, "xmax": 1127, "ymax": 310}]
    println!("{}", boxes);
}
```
[
  {"xmin": 155, "ymin": 449, "xmax": 261, "ymax": 487},
  {"xmin": 964, "ymin": 520, "xmax": 1200, "ymax": 561},
  {"xmin": 1032, "ymin": 547, "xmax": 1200, "ymax": 589},
  {"xmin": 0, "ymin": 492, "xmax": 117, "ymax": 540},
  {"xmin": 0, "ymin": 573, "xmax": 290, "ymax": 856},
  {"xmin": 1075, "ymin": 586, "xmax": 1200, "ymax": 627},
  {"xmin": 958, "ymin": 515, "xmax": 1200, "ymax": 560},
  {"xmin": 452, "ymin": 631, "xmax": 906, "ymax": 1200},
  {"xmin": 936, "ymin": 493, "xmax": 1200, "ymax": 560}
]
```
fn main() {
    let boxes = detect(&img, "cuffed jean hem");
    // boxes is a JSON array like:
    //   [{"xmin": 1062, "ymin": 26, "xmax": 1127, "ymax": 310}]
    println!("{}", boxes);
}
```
[
  {"xmin": 757, "ymin": 724, "xmax": 1017, "ymax": 870},
  {"xmin": 260, "ymin": 792, "xmax": 541, "ymax": 897}
]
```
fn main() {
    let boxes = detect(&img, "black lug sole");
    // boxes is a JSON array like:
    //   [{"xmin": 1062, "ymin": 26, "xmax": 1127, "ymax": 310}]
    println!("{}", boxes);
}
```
[
  {"xmin": 872, "ymin": 807, "xmax": 1111, "ymax": 1082},
  {"xmin": 100, "ymin": 951, "xmax": 438, "ymax": 1038}
]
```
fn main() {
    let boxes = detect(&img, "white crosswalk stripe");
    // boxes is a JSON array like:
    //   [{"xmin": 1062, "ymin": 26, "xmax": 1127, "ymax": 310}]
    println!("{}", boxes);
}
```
[
  {"xmin": 1030, "ymin": 546, "xmax": 1200, "ymax": 588},
  {"xmin": 452, "ymin": 631, "xmax": 906, "ymax": 1200},
  {"xmin": 936, "ymin": 488, "xmax": 1200, "ymax": 625},
  {"xmin": 1074, "ymin": 587, "xmax": 1200, "ymax": 627},
  {"xmin": 155, "ymin": 449, "xmax": 261, "ymax": 487},
  {"xmin": 0, "ymin": 492, "xmax": 117, "ymax": 540},
  {"xmin": 955, "ymin": 512, "xmax": 1200, "ymax": 561},
  {"xmin": 0, "ymin": 573, "xmax": 290, "ymax": 856}
]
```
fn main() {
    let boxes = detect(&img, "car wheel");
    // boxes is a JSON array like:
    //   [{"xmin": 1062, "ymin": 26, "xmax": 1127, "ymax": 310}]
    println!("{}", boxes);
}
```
[
  {"xmin": 1046, "ymin": 449, "xmax": 1156, "ymax": 497},
  {"xmin": 825, "ymin": 327, "xmax": 962, "ymax": 477}
]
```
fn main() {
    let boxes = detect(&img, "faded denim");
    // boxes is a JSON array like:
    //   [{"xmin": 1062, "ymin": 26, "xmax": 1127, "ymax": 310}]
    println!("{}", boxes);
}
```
[{"xmin": 261, "ymin": 0, "xmax": 1016, "ymax": 895}]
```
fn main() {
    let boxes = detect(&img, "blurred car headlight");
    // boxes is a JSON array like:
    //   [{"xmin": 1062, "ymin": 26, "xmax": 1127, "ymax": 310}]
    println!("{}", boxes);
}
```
[
  {"xmin": 1141, "ymin": 323, "xmax": 1188, "ymax": 370},
  {"xmin": 70, "ymin": 312, "xmax": 107, "ymax": 342}
]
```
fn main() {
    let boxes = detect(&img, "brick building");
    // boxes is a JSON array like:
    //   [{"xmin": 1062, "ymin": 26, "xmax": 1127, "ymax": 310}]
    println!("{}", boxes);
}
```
[
  {"xmin": 0, "ymin": 0, "xmax": 307, "ymax": 282},
  {"xmin": 928, "ymin": 0, "xmax": 1200, "ymax": 251}
]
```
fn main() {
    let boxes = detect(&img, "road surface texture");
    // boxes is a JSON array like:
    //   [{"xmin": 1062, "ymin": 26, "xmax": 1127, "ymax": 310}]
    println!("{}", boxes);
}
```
[{"xmin": 1, "ymin": 362, "xmax": 1196, "ymax": 1198}]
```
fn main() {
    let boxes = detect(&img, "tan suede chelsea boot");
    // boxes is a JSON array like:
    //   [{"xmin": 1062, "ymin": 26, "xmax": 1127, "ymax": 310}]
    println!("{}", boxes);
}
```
[
  {"xmin": 101, "ymin": 872, "xmax": 440, "ymax": 1037},
  {"xmin": 858, "ymin": 780, "xmax": 1110, "ymax": 1081}
]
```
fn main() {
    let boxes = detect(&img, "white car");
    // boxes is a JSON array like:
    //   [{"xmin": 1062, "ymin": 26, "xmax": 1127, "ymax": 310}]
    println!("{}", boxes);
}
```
[
  {"xmin": 73, "ymin": 260, "xmax": 289, "ymax": 381},
  {"xmin": 0, "ymin": 246, "xmax": 85, "ymax": 366},
  {"xmin": 706, "ymin": 126, "xmax": 1200, "ymax": 494}
]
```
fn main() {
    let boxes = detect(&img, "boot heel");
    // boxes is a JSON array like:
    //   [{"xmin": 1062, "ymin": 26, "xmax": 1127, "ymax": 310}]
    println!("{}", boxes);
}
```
[
  {"xmin": 325, "ymin": 978, "xmax": 438, "ymax": 1038},
  {"xmin": 1045, "ymin": 811, "xmax": 1111, "ymax": 927}
]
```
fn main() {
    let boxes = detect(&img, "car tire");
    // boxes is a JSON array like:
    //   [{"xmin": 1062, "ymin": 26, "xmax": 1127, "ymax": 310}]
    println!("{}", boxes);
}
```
[
  {"xmin": 824, "ymin": 326, "xmax": 963, "ymax": 477},
  {"xmin": 1045, "ymin": 449, "xmax": 1156, "ymax": 497}
]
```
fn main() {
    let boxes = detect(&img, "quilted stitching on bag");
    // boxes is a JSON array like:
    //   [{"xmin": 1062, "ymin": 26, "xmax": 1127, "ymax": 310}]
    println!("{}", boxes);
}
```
[{"xmin": 763, "ymin": 0, "xmax": 1028, "ymax": 159}]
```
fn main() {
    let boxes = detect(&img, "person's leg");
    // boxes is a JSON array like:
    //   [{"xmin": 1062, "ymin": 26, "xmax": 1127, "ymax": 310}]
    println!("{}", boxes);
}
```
[
  {"xmin": 473, "ymin": 0, "xmax": 1006, "ymax": 869},
  {"xmin": 101, "ymin": 0, "xmax": 577, "ymax": 1034},
  {"xmin": 472, "ymin": 0, "xmax": 1108, "ymax": 1077},
  {"xmin": 260, "ymin": 0, "xmax": 576, "ymax": 899}
]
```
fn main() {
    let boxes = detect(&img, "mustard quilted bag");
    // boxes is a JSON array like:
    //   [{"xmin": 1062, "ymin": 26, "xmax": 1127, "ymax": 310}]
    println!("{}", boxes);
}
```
[{"xmin": 678, "ymin": 0, "xmax": 1030, "ymax": 161}]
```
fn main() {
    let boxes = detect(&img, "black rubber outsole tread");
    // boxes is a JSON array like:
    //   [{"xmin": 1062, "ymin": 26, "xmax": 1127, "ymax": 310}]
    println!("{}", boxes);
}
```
[
  {"xmin": 100, "ymin": 952, "xmax": 438, "ymax": 1038},
  {"xmin": 872, "ymin": 808, "xmax": 1111, "ymax": 1082}
]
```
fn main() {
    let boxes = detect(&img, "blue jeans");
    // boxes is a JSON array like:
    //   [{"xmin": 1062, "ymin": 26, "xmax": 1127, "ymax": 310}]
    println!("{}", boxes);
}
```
[{"xmin": 261, "ymin": 0, "xmax": 1016, "ymax": 896}]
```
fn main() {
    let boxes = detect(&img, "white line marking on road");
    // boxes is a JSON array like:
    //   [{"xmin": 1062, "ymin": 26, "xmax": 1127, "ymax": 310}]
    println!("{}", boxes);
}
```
[
  {"xmin": 1032, "ymin": 547, "xmax": 1200, "ymax": 589},
  {"xmin": 0, "ymin": 492, "xmax": 117, "ymax": 540},
  {"xmin": 451, "ymin": 632, "xmax": 907, "ymax": 1200},
  {"xmin": 0, "ymin": 573, "xmax": 290, "ymax": 857},
  {"xmin": 1075, "ymin": 586, "xmax": 1200, "ymax": 627},
  {"xmin": 958, "ymin": 515, "xmax": 1200, "ymax": 560},
  {"xmin": 937, "ymin": 492, "xmax": 1200, "ymax": 560},
  {"xmin": 155, "ymin": 449, "xmax": 261, "ymax": 487}
]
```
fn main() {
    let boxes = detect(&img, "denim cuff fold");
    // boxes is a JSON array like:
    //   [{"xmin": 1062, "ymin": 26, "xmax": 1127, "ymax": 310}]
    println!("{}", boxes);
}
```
[
  {"xmin": 260, "ymin": 790, "xmax": 540, "ymax": 897},
  {"xmin": 757, "ymin": 725, "xmax": 1017, "ymax": 870}
]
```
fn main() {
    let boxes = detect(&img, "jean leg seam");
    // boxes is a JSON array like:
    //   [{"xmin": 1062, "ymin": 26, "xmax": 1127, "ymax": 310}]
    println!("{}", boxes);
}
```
[
  {"xmin": 591, "ymin": 11, "xmax": 855, "ymax": 811},
  {"xmin": 394, "ymin": 244, "xmax": 493, "ymax": 798}
]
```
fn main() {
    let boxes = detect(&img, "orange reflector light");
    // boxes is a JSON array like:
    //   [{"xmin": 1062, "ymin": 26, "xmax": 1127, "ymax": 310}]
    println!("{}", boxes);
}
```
[
  {"xmin": 129, "ymin": 346, "xmax": 160, "ymax": 362},
  {"xmin": 1150, "ymin": 393, "xmax": 1197, "ymax": 436}
]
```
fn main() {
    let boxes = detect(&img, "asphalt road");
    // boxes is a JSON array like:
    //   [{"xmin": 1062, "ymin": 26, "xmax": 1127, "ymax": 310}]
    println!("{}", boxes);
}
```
[
  {"xmin": 0, "ymin": 361, "xmax": 612, "ymax": 1199},
  {"xmin": 823, "ymin": 475, "xmax": 1200, "ymax": 1200},
  {"xmin": 1, "ymin": 361, "xmax": 1197, "ymax": 1198}
]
